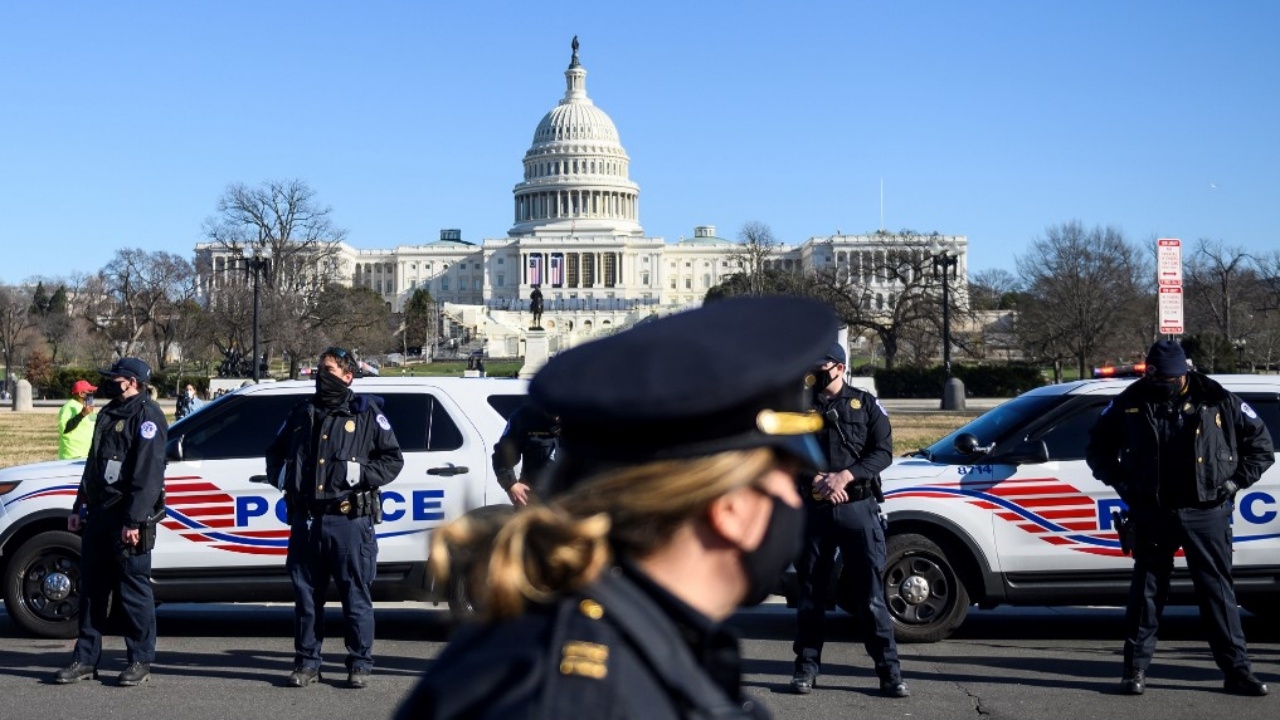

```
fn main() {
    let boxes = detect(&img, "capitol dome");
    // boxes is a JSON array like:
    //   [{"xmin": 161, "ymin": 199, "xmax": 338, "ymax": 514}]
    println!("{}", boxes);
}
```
[{"xmin": 510, "ymin": 38, "xmax": 643, "ymax": 237}]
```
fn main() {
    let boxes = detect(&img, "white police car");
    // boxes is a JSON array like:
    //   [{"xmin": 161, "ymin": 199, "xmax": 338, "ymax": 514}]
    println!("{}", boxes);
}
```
[
  {"xmin": 0, "ymin": 377, "xmax": 527, "ymax": 638},
  {"xmin": 801, "ymin": 375, "xmax": 1280, "ymax": 642}
]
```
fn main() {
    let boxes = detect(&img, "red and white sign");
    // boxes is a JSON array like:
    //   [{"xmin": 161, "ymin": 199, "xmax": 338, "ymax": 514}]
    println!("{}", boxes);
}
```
[
  {"xmin": 1157, "ymin": 238, "xmax": 1182, "ymax": 287},
  {"xmin": 1159, "ymin": 286, "xmax": 1184, "ymax": 335}
]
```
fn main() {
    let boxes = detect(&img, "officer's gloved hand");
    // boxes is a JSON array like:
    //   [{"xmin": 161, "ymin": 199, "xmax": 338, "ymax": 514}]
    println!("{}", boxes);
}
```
[{"xmin": 1221, "ymin": 480, "xmax": 1240, "ymax": 501}]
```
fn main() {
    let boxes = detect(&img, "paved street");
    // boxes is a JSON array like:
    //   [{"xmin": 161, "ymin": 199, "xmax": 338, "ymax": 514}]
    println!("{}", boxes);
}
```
[{"xmin": 1, "ymin": 601, "xmax": 1274, "ymax": 719}]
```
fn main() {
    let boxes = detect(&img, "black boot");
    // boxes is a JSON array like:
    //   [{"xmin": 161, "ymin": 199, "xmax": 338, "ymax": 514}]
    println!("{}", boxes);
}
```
[
  {"xmin": 53, "ymin": 661, "xmax": 98, "ymax": 684},
  {"xmin": 118, "ymin": 662, "xmax": 151, "ymax": 687},
  {"xmin": 1224, "ymin": 673, "xmax": 1268, "ymax": 696},
  {"xmin": 1121, "ymin": 668, "xmax": 1145, "ymax": 695},
  {"xmin": 789, "ymin": 668, "xmax": 818, "ymax": 694},
  {"xmin": 288, "ymin": 666, "xmax": 322, "ymax": 687}
]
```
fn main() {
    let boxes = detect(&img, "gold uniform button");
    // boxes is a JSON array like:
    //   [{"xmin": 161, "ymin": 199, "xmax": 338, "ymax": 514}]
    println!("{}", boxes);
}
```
[
  {"xmin": 318, "ymin": 459, "xmax": 325, "ymax": 465},
  {"xmin": 579, "ymin": 599, "xmax": 604, "ymax": 619}
]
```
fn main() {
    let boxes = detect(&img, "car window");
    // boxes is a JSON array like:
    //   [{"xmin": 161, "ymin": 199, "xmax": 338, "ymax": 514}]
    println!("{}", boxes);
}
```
[
  {"xmin": 377, "ymin": 393, "xmax": 464, "ymax": 452},
  {"xmin": 1239, "ymin": 393, "xmax": 1280, "ymax": 444},
  {"xmin": 1035, "ymin": 400, "xmax": 1111, "ymax": 461},
  {"xmin": 487, "ymin": 394, "xmax": 529, "ymax": 420},
  {"xmin": 180, "ymin": 394, "xmax": 304, "ymax": 461},
  {"xmin": 925, "ymin": 395, "xmax": 1064, "ymax": 464}
]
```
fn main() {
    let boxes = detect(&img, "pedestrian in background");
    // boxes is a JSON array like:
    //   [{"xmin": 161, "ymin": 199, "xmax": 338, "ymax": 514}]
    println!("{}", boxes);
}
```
[
  {"xmin": 396, "ymin": 295, "xmax": 835, "ymax": 720},
  {"xmin": 790, "ymin": 342, "xmax": 907, "ymax": 698},
  {"xmin": 266, "ymin": 347, "xmax": 404, "ymax": 689},
  {"xmin": 174, "ymin": 382, "xmax": 204, "ymax": 421},
  {"xmin": 54, "ymin": 358, "xmax": 168, "ymax": 687},
  {"xmin": 57, "ymin": 379, "xmax": 98, "ymax": 460},
  {"xmin": 1086, "ymin": 339, "xmax": 1272, "ymax": 696},
  {"xmin": 491, "ymin": 404, "xmax": 559, "ymax": 506}
]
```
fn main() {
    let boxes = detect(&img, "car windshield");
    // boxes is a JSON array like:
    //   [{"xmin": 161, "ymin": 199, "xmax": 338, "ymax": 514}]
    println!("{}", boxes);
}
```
[{"xmin": 921, "ymin": 394, "xmax": 1066, "ymax": 464}]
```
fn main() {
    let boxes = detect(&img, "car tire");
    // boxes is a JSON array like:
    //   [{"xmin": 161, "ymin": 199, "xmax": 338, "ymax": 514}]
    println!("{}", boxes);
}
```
[
  {"xmin": 3, "ymin": 531, "xmax": 82, "ymax": 639},
  {"xmin": 881, "ymin": 533, "xmax": 970, "ymax": 643}
]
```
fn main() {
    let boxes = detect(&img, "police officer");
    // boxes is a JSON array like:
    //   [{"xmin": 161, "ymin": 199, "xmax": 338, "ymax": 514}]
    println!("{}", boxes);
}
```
[
  {"xmin": 266, "ymin": 347, "xmax": 404, "ymax": 689},
  {"xmin": 54, "ymin": 358, "xmax": 167, "ymax": 687},
  {"xmin": 395, "ymin": 295, "xmax": 835, "ymax": 720},
  {"xmin": 790, "ymin": 342, "xmax": 907, "ymax": 698},
  {"xmin": 1086, "ymin": 339, "xmax": 1272, "ymax": 697},
  {"xmin": 491, "ymin": 404, "xmax": 559, "ymax": 506}
]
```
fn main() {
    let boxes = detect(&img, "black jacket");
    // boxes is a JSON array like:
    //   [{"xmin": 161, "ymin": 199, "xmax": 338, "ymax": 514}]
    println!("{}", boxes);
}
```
[
  {"xmin": 265, "ymin": 391, "xmax": 404, "ymax": 502},
  {"xmin": 813, "ymin": 384, "xmax": 893, "ymax": 480},
  {"xmin": 1085, "ymin": 373, "xmax": 1274, "ymax": 505},
  {"xmin": 491, "ymin": 406, "xmax": 559, "ymax": 490},
  {"xmin": 395, "ymin": 565, "xmax": 770, "ymax": 720},
  {"xmin": 74, "ymin": 392, "xmax": 168, "ymax": 527}
]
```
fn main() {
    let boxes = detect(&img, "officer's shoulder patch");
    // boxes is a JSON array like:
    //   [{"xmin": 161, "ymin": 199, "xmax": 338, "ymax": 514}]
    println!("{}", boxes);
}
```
[
  {"xmin": 559, "ymin": 640, "xmax": 609, "ymax": 679},
  {"xmin": 139, "ymin": 420, "xmax": 157, "ymax": 440},
  {"xmin": 1241, "ymin": 402, "xmax": 1259, "ymax": 421},
  {"xmin": 376, "ymin": 413, "xmax": 391, "ymax": 431}
]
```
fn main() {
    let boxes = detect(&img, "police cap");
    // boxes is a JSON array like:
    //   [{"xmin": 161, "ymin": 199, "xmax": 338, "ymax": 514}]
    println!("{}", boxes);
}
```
[
  {"xmin": 100, "ymin": 357, "xmax": 152, "ymax": 384},
  {"xmin": 529, "ymin": 295, "xmax": 835, "ymax": 472}
]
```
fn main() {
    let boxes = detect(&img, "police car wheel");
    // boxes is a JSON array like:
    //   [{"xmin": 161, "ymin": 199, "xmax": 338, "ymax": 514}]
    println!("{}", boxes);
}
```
[
  {"xmin": 2, "ymin": 531, "xmax": 82, "ymax": 639},
  {"xmin": 881, "ymin": 533, "xmax": 970, "ymax": 643}
]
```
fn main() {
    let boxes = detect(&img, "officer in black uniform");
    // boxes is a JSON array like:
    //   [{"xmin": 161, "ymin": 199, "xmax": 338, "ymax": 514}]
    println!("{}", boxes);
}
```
[
  {"xmin": 491, "ymin": 404, "xmax": 559, "ymax": 506},
  {"xmin": 54, "ymin": 357, "xmax": 168, "ymax": 687},
  {"xmin": 395, "ymin": 295, "xmax": 837, "ymax": 720},
  {"xmin": 266, "ymin": 347, "xmax": 404, "ymax": 689},
  {"xmin": 1086, "ymin": 339, "xmax": 1272, "ymax": 697},
  {"xmin": 790, "ymin": 342, "xmax": 907, "ymax": 698}
]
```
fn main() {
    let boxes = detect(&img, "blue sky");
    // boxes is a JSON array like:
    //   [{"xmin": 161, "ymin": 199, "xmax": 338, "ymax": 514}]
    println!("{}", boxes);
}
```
[{"xmin": 2, "ymin": 1, "xmax": 1277, "ymax": 284}]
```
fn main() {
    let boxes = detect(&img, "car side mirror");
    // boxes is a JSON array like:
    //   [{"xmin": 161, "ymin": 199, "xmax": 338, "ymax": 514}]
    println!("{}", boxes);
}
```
[
  {"xmin": 953, "ymin": 433, "xmax": 983, "ymax": 456},
  {"xmin": 994, "ymin": 439, "xmax": 1050, "ymax": 465},
  {"xmin": 165, "ymin": 436, "xmax": 184, "ymax": 462}
]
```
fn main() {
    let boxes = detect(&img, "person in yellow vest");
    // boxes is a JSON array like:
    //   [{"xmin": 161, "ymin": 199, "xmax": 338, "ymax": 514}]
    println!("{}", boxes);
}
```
[{"xmin": 58, "ymin": 379, "xmax": 99, "ymax": 460}]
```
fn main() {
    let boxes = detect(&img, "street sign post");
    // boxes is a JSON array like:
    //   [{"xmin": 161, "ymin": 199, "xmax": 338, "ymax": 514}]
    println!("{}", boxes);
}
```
[{"xmin": 1156, "ymin": 238, "xmax": 1183, "ymax": 335}]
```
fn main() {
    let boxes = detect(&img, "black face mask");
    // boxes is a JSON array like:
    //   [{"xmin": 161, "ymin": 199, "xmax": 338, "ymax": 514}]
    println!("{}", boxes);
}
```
[
  {"xmin": 100, "ymin": 379, "xmax": 125, "ymax": 399},
  {"xmin": 739, "ymin": 494, "xmax": 805, "ymax": 607},
  {"xmin": 1140, "ymin": 377, "xmax": 1182, "ymax": 403},
  {"xmin": 315, "ymin": 370, "xmax": 351, "ymax": 407}
]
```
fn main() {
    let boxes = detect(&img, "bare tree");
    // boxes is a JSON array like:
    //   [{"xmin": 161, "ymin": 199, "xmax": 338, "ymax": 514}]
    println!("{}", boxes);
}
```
[
  {"xmin": 1015, "ymin": 221, "xmax": 1147, "ymax": 379},
  {"xmin": 82, "ymin": 249, "xmax": 195, "ymax": 360},
  {"xmin": 968, "ymin": 268, "xmax": 1021, "ymax": 312},
  {"xmin": 732, "ymin": 221, "xmax": 782, "ymax": 296},
  {"xmin": 807, "ymin": 233, "xmax": 951, "ymax": 370},
  {"xmin": 0, "ymin": 285, "xmax": 35, "ymax": 394},
  {"xmin": 203, "ymin": 179, "xmax": 347, "ymax": 378},
  {"xmin": 1181, "ymin": 239, "xmax": 1263, "ymax": 372},
  {"xmin": 309, "ymin": 284, "xmax": 393, "ymax": 359}
]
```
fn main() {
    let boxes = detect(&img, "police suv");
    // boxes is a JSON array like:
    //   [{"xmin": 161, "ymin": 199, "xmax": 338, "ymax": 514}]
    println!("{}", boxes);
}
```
[
  {"xmin": 0, "ymin": 377, "xmax": 527, "ymax": 638},
  {"xmin": 806, "ymin": 375, "xmax": 1280, "ymax": 643}
]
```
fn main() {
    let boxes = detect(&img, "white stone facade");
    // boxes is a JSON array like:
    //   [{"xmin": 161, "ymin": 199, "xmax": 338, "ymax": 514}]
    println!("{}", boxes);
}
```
[{"xmin": 195, "ymin": 39, "xmax": 968, "ymax": 352}]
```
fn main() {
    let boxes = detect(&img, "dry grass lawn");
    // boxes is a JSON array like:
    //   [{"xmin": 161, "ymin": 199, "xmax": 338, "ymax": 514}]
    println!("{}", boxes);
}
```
[{"xmin": 0, "ymin": 410, "xmax": 971, "ymax": 471}]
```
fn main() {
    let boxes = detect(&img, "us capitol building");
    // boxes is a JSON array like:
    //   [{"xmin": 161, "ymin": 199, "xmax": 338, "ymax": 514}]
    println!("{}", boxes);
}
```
[{"xmin": 197, "ymin": 39, "xmax": 968, "ymax": 357}]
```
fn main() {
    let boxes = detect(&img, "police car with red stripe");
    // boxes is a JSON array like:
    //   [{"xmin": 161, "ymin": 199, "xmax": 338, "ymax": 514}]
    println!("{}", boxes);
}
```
[
  {"xmin": 0, "ymin": 377, "xmax": 527, "ymax": 638},
  {"xmin": 796, "ymin": 375, "xmax": 1280, "ymax": 642}
]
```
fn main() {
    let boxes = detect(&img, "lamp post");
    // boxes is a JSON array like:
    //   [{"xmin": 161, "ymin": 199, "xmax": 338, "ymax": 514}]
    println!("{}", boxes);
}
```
[
  {"xmin": 241, "ymin": 252, "xmax": 270, "ymax": 383},
  {"xmin": 929, "ymin": 238, "xmax": 965, "ymax": 410}
]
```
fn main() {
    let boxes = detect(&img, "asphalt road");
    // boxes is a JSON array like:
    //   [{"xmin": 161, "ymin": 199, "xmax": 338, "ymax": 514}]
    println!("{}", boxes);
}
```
[{"xmin": 1, "ymin": 601, "xmax": 1274, "ymax": 719}]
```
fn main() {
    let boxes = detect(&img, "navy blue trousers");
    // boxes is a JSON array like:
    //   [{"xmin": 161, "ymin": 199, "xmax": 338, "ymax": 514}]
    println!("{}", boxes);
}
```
[
  {"xmin": 1123, "ymin": 500, "xmax": 1254, "ymax": 677},
  {"xmin": 73, "ymin": 509, "xmax": 156, "ymax": 665},
  {"xmin": 793, "ymin": 498, "xmax": 900, "ymax": 680},
  {"xmin": 287, "ymin": 512, "xmax": 378, "ymax": 672}
]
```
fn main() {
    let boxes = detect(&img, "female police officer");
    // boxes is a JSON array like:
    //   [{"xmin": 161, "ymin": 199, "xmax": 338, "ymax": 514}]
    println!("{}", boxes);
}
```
[{"xmin": 395, "ymin": 295, "xmax": 836, "ymax": 719}]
